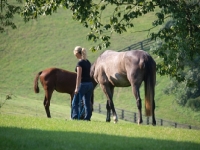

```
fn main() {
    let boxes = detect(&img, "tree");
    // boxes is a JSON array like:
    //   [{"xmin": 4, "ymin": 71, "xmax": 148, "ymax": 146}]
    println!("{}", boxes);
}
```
[
  {"xmin": 163, "ymin": 53, "xmax": 200, "ymax": 110},
  {"xmin": 151, "ymin": 0, "xmax": 200, "ymax": 83},
  {"xmin": 20, "ymin": 0, "xmax": 200, "ymax": 83},
  {"xmin": 0, "ymin": 0, "xmax": 22, "ymax": 33},
  {"xmin": 149, "ymin": 0, "xmax": 200, "ymax": 109}
]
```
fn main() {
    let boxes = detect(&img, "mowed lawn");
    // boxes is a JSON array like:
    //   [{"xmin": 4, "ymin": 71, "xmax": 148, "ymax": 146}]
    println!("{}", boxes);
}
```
[
  {"xmin": 0, "ymin": 96, "xmax": 200, "ymax": 150},
  {"xmin": 0, "ymin": 114, "xmax": 200, "ymax": 150}
]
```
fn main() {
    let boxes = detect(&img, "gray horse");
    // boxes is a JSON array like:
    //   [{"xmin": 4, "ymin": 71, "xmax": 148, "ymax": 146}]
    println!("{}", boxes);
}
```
[{"xmin": 90, "ymin": 50, "xmax": 156, "ymax": 125}]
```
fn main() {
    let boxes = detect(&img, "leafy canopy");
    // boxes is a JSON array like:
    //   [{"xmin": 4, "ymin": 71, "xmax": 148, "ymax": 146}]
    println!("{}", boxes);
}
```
[{"xmin": 0, "ymin": 0, "xmax": 22, "ymax": 33}]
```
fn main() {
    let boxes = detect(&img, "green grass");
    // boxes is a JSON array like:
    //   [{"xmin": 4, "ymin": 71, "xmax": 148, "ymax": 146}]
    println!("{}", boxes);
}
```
[
  {"xmin": 0, "ymin": 114, "xmax": 200, "ymax": 150},
  {"xmin": 0, "ymin": 93, "xmax": 129, "ymax": 123},
  {"xmin": 0, "ymin": 1, "xmax": 200, "ymax": 128}
]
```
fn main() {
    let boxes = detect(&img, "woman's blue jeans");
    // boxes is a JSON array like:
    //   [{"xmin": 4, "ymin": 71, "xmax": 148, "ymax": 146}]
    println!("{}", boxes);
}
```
[{"xmin": 71, "ymin": 82, "xmax": 93, "ymax": 120}]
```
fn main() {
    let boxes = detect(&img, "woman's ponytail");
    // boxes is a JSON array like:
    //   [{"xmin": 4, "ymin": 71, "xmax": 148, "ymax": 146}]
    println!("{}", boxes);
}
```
[{"xmin": 81, "ymin": 48, "xmax": 87, "ymax": 60}]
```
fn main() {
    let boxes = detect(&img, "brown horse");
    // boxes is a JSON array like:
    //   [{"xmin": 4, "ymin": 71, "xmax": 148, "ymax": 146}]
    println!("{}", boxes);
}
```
[
  {"xmin": 90, "ymin": 50, "xmax": 156, "ymax": 125},
  {"xmin": 34, "ymin": 68, "xmax": 93, "ymax": 118}
]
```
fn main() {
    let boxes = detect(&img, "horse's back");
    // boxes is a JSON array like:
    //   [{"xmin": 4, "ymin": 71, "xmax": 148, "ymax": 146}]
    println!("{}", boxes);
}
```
[
  {"xmin": 124, "ymin": 50, "xmax": 155, "ymax": 69},
  {"xmin": 39, "ymin": 68, "xmax": 76, "ymax": 93},
  {"xmin": 92, "ymin": 50, "xmax": 155, "ymax": 87},
  {"xmin": 101, "ymin": 50, "xmax": 155, "ymax": 70},
  {"xmin": 96, "ymin": 50, "xmax": 126, "ymax": 71},
  {"xmin": 97, "ymin": 49, "xmax": 151, "ymax": 65},
  {"xmin": 40, "ymin": 68, "xmax": 75, "ymax": 80}
]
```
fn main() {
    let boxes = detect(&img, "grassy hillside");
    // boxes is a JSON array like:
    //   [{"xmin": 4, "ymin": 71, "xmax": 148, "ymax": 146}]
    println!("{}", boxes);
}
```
[{"xmin": 0, "ymin": 5, "xmax": 200, "ymax": 126}]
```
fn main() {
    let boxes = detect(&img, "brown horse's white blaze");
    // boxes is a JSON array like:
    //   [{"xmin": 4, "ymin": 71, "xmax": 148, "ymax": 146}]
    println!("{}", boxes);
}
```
[
  {"xmin": 90, "ymin": 50, "xmax": 156, "ymax": 126},
  {"xmin": 34, "ymin": 68, "xmax": 94, "ymax": 119}
]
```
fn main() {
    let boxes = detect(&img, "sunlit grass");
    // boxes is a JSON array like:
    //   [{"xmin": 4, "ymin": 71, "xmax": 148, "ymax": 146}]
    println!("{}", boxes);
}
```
[{"xmin": 0, "ymin": 114, "xmax": 200, "ymax": 150}]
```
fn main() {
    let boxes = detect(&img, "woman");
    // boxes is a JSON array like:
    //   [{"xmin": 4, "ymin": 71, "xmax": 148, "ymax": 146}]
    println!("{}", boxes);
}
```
[{"xmin": 71, "ymin": 46, "xmax": 93, "ymax": 121}]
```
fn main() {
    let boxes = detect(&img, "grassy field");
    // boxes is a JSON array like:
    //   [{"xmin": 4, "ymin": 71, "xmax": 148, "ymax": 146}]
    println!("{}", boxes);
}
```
[
  {"xmin": 0, "ymin": 114, "xmax": 200, "ymax": 150},
  {"xmin": 0, "ymin": 93, "xmax": 107, "ymax": 121},
  {"xmin": 0, "ymin": 1, "xmax": 200, "ymax": 128},
  {"xmin": 1, "ymin": 94, "xmax": 200, "ymax": 149}
]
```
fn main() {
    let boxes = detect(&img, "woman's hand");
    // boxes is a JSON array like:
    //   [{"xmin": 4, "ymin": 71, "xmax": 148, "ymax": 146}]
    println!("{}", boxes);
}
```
[{"xmin": 74, "ymin": 88, "xmax": 78, "ymax": 94}]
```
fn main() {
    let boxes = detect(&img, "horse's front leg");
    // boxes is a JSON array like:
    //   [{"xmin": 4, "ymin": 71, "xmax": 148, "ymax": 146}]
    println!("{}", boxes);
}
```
[
  {"xmin": 110, "ymin": 101, "xmax": 118, "ymax": 124},
  {"xmin": 106, "ymin": 100, "xmax": 118, "ymax": 123},
  {"xmin": 101, "ymin": 84, "xmax": 118, "ymax": 123}
]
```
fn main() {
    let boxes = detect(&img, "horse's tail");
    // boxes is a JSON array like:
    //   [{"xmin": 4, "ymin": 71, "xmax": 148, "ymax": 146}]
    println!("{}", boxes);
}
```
[
  {"xmin": 144, "ymin": 57, "xmax": 156, "ymax": 116},
  {"xmin": 34, "ymin": 71, "xmax": 42, "ymax": 93}
]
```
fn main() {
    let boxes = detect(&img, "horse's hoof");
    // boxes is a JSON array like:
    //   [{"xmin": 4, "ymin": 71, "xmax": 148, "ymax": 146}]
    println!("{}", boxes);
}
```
[
  {"xmin": 152, "ymin": 123, "xmax": 156, "ymax": 126},
  {"xmin": 113, "ymin": 118, "xmax": 118, "ymax": 124},
  {"xmin": 113, "ymin": 116, "xmax": 118, "ymax": 124},
  {"xmin": 138, "ymin": 120, "xmax": 143, "ymax": 125},
  {"xmin": 114, "ymin": 120, "xmax": 118, "ymax": 124}
]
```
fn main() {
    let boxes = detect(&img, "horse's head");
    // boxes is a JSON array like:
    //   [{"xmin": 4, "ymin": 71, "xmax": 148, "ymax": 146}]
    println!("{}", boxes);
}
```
[{"xmin": 90, "ymin": 62, "xmax": 96, "ymax": 78}]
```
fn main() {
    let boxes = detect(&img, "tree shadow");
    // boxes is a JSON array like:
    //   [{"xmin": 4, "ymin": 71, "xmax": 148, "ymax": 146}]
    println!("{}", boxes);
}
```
[{"xmin": 0, "ymin": 126, "xmax": 199, "ymax": 150}]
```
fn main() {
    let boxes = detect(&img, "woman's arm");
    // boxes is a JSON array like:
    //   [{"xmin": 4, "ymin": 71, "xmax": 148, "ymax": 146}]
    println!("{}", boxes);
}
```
[{"xmin": 74, "ymin": 66, "xmax": 82, "ymax": 94}]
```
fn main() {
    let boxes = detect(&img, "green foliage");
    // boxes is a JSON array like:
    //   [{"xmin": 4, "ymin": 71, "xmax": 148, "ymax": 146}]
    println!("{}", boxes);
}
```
[
  {"xmin": 151, "ymin": 0, "xmax": 200, "ymax": 83},
  {"xmin": 0, "ymin": 0, "xmax": 22, "ymax": 32},
  {"xmin": 21, "ymin": 0, "xmax": 159, "ymax": 51},
  {"xmin": 162, "ymin": 55, "xmax": 200, "ymax": 108},
  {"xmin": 149, "ymin": 0, "xmax": 200, "ymax": 109},
  {"xmin": 155, "ymin": 34, "xmax": 200, "ymax": 109},
  {"xmin": 187, "ymin": 97, "xmax": 200, "ymax": 111}
]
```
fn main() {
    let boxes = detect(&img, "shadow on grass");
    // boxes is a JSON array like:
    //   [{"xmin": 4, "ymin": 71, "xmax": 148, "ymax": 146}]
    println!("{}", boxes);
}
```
[{"xmin": 0, "ymin": 126, "xmax": 199, "ymax": 150}]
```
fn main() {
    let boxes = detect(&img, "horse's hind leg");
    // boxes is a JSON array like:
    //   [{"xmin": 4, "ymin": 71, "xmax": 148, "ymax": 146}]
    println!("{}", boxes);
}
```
[
  {"xmin": 131, "ymin": 85, "xmax": 143, "ymax": 124},
  {"xmin": 44, "ymin": 89, "xmax": 53, "ymax": 118},
  {"xmin": 137, "ymin": 97, "xmax": 143, "ymax": 124},
  {"xmin": 152, "ymin": 99, "xmax": 156, "ymax": 126}
]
